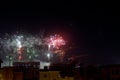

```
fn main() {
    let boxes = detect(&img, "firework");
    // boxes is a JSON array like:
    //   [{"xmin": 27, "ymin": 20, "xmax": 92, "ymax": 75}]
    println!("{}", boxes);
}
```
[
  {"xmin": 0, "ymin": 33, "xmax": 43, "ymax": 62},
  {"xmin": 0, "ymin": 32, "xmax": 66, "ymax": 66},
  {"xmin": 16, "ymin": 36, "xmax": 22, "ymax": 61},
  {"xmin": 45, "ymin": 34, "xmax": 66, "ymax": 63},
  {"xmin": 46, "ymin": 34, "xmax": 65, "ymax": 50}
]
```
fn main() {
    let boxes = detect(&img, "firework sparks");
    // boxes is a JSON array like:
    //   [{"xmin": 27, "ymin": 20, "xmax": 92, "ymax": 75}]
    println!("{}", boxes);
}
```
[
  {"xmin": 45, "ymin": 34, "xmax": 66, "ymax": 63},
  {"xmin": 16, "ymin": 37, "xmax": 23, "ymax": 61},
  {"xmin": 0, "ymin": 32, "xmax": 67, "ymax": 66},
  {"xmin": 46, "ymin": 34, "xmax": 65, "ymax": 50},
  {"xmin": 0, "ymin": 33, "xmax": 44, "ymax": 62}
]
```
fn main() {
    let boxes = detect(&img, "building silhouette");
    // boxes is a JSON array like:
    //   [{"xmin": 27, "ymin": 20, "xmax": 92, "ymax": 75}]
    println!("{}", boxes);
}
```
[
  {"xmin": 0, "ymin": 59, "xmax": 3, "ymax": 68},
  {"xmin": 0, "ymin": 61, "xmax": 74, "ymax": 80}
]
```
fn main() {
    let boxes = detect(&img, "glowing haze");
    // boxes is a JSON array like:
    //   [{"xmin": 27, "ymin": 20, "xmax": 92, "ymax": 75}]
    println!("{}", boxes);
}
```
[{"xmin": 0, "ymin": 32, "xmax": 66, "ymax": 68}]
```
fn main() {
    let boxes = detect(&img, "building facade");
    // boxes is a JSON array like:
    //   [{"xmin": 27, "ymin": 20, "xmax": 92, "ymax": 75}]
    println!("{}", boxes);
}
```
[
  {"xmin": 39, "ymin": 71, "xmax": 74, "ymax": 80},
  {"xmin": 74, "ymin": 64, "xmax": 120, "ymax": 80},
  {"xmin": 99, "ymin": 64, "xmax": 120, "ymax": 80},
  {"xmin": 0, "ymin": 62, "xmax": 74, "ymax": 80}
]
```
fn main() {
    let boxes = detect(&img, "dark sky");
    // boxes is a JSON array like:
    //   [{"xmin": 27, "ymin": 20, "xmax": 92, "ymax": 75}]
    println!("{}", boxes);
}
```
[{"xmin": 0, "ymin": 5, "xmax": 120, "ymax": 65}]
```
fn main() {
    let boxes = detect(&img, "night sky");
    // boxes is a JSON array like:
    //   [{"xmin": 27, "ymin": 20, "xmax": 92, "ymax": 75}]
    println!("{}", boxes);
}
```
[{"xmin": 0, "ymin": 6, "xmax": 120, "ymax": 65}]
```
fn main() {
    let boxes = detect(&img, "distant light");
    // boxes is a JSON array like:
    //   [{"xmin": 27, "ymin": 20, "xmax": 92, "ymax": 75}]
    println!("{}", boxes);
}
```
[
  {"xmin": 6, "ymin": 56, "xmax": 9, "ymax": 58},
  {"xmin": 75, "ymin": 66, "xmax": 80, "ymax": 69},
  {"xmin": 28, "ymin": 56, "xmax": 32, "ymax": 59},
  {"xmin": 47, "ymin": 53, "xmax": 50, "ymax": 58},
  {"xmin": 10, "ymin": 57, "xmax": 13, "ymax": 60}
]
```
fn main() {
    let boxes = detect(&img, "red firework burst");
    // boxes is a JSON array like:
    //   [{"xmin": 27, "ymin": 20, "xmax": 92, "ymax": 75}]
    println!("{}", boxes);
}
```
[{"xmin": 47, "ymin": 34, "xmax": 65, "ymax": 50}]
